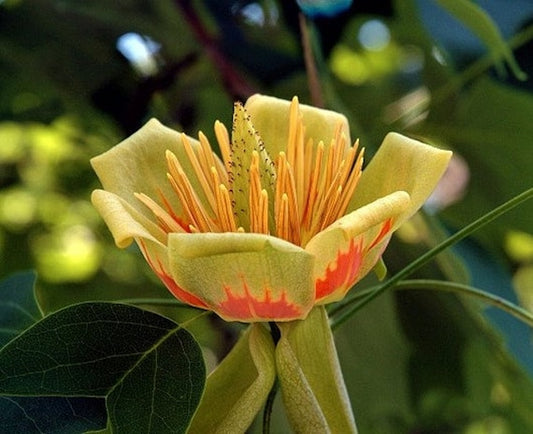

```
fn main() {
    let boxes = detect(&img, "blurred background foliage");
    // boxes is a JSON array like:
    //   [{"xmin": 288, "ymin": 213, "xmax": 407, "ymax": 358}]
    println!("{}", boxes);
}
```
[{"xmin": 1, "ymin": 0, "xmax": 532, "ymax": 432}]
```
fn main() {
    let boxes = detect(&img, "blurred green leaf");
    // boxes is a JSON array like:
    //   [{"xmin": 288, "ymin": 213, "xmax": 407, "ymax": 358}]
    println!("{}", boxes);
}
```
[
  {"xmin": 0, "ymin": 271, "xmax": 41, "ymax": 347},
  {"xmin": 436, "ymin": 0, "xmax": 527, "ymax": 80},
  {"xmin": 334, "ymin": 290, "xmax": 412, "ymax": 433},
  {"xmin": 423, "ymin": 78, "xmax": 533, "ymax": 252},
  {"xmin": 0, "ymin": 302, "xmax": 205, "ymax": 434},
  {"xmin": 35, "ymin": 267, "xmax": 175, "ymax": 315},
  {"xmin": 396, "ymin": 290, "xmax": 533, "ymax": 431}
]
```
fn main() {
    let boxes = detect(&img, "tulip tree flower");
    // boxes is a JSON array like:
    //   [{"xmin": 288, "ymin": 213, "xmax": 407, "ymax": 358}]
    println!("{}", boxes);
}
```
[{"xmin": 91, "ymin": 95, "xmax": 451, "ymax": 432}]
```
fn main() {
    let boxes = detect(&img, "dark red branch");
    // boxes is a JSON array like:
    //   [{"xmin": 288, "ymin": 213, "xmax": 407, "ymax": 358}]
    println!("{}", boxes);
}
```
[{"xmin": 175, "ymin": 0, "xmax": 256, "ymax": 100}]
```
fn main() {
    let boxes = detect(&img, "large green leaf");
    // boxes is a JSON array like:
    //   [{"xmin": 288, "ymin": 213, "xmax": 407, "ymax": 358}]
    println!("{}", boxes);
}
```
[
  {"xmin": 0, "ymin": 302, "xmax": 205, "ymax": 434},
  {"xmin": 0, "ymin": 271, "xmax": 42, "ymax": 347},
  {"xmin": 0, "ymin": 396, "xmax": 106, "ymax": 434}
]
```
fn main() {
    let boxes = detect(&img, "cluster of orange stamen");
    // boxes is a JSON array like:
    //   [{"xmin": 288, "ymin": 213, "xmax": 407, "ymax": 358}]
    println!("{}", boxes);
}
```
[{"xmin": 135, "ymin": 97, "xmax": 364, "ymax": 247}]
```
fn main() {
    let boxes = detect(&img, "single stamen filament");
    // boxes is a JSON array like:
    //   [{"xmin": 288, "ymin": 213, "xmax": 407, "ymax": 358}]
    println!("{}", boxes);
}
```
[
  {"xmin": 275, "ymin": 152, "xmax": 301, "ymax": 245},
  {"xmin": 198, "ymin": 132, "xmax": 217, "ymax": 174},
  {"xmin": 332, "ymin": 123, "xmax": 345, "ymax": 173},
  {"xmin": 210, "ymin": 166, "xmax": 237, "ymax": 232},
  {"xmin": 134, "ymin": 192, "xmax": 185, "ymax": 233},
  {"xmin": 287, "ymin": 97, "xmax": 307, "ymax": 214},
  {"xmin": 249, "ymin": 151, "xmax": 269, "ymax": 235},
  {"xmin": 216, "ymin": 183, "xmax": 238, "ymax": 232},
  {"xmin": 259, "ymin": 190, "xmax": 269, "ymax": 234},
  {"xmin": 277, "ymin": 193, "xmax": 290, "ymax": 242},
  {"xmin": 214, "ymin": 120, "xmax": 232, "ymax": 176}
]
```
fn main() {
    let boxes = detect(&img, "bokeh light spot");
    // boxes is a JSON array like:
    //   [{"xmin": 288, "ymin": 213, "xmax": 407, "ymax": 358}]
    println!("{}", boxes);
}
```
[{"xmin": 358, "ymin": 19, "xmax": 390, "ymax": 51}]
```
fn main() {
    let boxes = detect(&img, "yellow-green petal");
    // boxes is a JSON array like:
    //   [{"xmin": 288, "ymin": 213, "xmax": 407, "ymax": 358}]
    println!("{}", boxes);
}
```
[
  {"xmin": 167, "ymin": 232, "xmax": 315, "ymax": 322},
  {"xmin": 348, "ymin": 132, "xmax": 452, "ymax": 228},
  {"xmin": 244, "ymin": 94, "xmax": 351, "ymax": 157},
  {"xmin": 91, "ymin": 118, "xmax": 212, "ymax": 223},
  {"xmin": 188, "ymin": 324, "xmax": 276, "ymax": 434},
  {"xmin": 276, "ymin": 306, "xmax": 357, "ymax": 433},
  {"xmin": 306, "ymin": 191, "xmax": 410, "ymax": 304}
]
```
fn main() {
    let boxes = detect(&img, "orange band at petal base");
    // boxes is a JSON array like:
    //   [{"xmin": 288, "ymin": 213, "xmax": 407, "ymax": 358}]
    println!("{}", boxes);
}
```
[{"xmin": 217, "ymin": 280, "xmax": 304, "ymax": 321}]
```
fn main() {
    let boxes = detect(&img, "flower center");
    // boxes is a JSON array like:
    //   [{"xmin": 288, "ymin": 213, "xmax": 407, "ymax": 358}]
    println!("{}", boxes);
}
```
[{"xmin": 135, "ymin": 97, "xmax": 364, "ymax": 247}]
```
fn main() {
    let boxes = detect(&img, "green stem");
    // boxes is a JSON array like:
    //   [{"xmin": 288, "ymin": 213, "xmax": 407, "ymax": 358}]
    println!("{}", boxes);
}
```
[
  {"xmin": 331, "ymin": 279, "xmax": 533, "ymax": 328},
  {"xmin": 331, "ymin": 188, "xmax": 533, "ymax": 330}
]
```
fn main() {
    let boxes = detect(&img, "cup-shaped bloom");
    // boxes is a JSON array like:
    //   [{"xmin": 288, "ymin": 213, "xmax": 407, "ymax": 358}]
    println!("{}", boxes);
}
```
[{"xmin": 91, "ymin": 95, "xmax": 451, "ymax": 322}]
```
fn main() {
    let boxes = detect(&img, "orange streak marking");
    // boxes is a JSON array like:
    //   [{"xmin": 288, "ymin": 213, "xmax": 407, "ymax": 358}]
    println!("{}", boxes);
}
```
[
  {"xmin": 315, "ymin": 237, "xmax": 364, "ymax": 301},
  {"xmin": 217, "ymin": 279, "xmax": 302, "ymax": 320},
  {"xmin": 315, "ymin": 218, "xmax": 395, "ymax": 301}
]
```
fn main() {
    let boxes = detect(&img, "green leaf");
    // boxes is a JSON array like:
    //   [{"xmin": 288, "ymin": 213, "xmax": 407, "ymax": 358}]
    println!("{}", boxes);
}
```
[
  {"xmin": 396, "ymin": 290, "xmax": 533, "ymax": 431},
  {"xmin": 436, "ymin": 0, "xmax": 527, "ymax": 80},
  {"xmin": 0, "ymin": 271, "xmax": 42, "ymax": 347},
  {"xmin": 0, "ymin": 302, "xmax": 205, "ymax": 434},
  {"xmin": 0, "ymin": 396, "xmax": 106, "ymax": 434}
]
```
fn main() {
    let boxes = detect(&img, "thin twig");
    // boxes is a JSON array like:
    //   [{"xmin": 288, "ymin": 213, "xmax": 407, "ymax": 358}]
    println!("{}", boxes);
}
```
[
  {"xmin": 331, "ymin": 279, "xmax": 533, "ymax": 328},
  {"xmin": 299, "ymin": 13, "xmax": 324, "ymax": 107}
]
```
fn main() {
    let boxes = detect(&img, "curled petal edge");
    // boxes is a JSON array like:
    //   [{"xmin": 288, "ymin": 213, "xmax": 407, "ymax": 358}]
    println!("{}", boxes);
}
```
[{"xmin": 91, "ymin": 189, "xmax": 166, "ymax": 248}]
